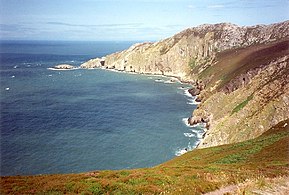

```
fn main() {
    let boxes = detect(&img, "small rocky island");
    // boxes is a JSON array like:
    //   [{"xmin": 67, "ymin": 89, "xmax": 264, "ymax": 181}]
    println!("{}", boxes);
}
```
[{"xmin": 52, "ymin": 64, "xmax": 77, "ymax": 70}]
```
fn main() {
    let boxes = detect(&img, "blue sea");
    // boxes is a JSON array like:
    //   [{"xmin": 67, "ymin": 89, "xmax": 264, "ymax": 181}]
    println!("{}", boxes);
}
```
[{"xmin": 0, "ymin": 40, "xmax": 203, "ymax": 176}]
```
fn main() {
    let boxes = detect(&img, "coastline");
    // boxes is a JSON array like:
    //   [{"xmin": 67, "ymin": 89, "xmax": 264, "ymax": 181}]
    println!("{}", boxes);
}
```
[
  {"xmin": 99, "ymin": 66, "xmax": 193, "ymax": 85},
  {"xmin": 48, "ymin": 62, "xmax": 208, "ymax": 153},
  {"xmin": 81, "ymin": 66, "xmax": 206, "ymax": 154}
]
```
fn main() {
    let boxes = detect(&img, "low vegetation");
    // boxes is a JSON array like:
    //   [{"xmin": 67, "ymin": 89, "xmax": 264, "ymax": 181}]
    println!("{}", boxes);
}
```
[
  {"xmin": 1, "ymin": 119, "xmax": 288, "ymax": 194},
  {"xmin": 188, "ymin": 57, "xmax": 197, "ymax": 69},
  {"xmin": 231, "ymin": 94, "xmax": 254, "ymax": 114}
]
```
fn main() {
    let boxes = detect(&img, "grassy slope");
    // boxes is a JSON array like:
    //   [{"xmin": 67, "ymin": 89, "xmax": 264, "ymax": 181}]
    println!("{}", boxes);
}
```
[
  {"xmin": 197, "ymin": 38, "xmax": 289, "ymax": 91},
  {"xmin": 1, "ymin": 119, "xmax": 288, "ymax": 195}
]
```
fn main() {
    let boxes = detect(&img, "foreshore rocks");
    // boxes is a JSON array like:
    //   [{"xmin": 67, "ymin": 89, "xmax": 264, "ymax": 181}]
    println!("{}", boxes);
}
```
[
  {"xmin": 188, "ymin": 116, "xmax": 209, "ymax": 126},
  {"xmin": 52, "ymin": 64, "xmax": 77, "ymax": 70},
  {"xmin": 188, "ymin": 87, "xmax": 200, "ymax": 96}
]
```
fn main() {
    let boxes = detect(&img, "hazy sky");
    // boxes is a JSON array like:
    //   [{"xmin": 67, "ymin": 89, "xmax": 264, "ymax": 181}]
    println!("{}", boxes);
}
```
[{"xmin": 1, "ymin": 0, "xmax": 288, "ymax": 41}]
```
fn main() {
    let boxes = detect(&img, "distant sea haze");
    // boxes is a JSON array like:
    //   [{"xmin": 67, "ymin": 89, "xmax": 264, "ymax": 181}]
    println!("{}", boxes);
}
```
[{"xmin": 0, "ymin": 41, "xmax": 203, "ymax": 176}]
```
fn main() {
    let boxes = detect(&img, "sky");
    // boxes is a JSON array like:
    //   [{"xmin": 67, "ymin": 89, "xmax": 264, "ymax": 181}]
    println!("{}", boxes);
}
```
[{"xmin": 0, "ymin": 0, "xmax": 288, "ymax": 41}]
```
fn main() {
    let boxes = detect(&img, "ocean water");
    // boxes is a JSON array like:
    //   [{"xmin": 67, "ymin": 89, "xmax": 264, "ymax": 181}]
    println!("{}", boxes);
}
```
[{"xmin": 0, "ymin": 41, "xmax": 203, "ymax": 176}]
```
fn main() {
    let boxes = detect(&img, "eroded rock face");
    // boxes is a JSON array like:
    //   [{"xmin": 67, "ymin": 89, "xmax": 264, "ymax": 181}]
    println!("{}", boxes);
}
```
[
  {"xmin": 80, "ymin": 58, "xmax": 105, "ymax": 69},
  {"xmin": 197, "ymin": 54, "xmax": 289, "ymax": 148}
]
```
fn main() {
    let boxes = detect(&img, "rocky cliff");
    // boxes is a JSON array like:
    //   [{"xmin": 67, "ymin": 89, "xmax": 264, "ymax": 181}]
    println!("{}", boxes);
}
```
[{"xmin": 81, "ymin": 20, "xmax": 289, "ymax": 148}]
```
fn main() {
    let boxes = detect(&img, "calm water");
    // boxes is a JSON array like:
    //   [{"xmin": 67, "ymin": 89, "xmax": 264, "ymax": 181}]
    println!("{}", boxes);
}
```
[{"xmin": 0, "ymin": 41, "xmax": 203, "ymax": 176}]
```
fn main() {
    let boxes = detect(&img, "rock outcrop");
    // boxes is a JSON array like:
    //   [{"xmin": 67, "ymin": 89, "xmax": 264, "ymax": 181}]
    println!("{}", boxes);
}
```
[
  {"xmin": 81, "ymin": 20, "xmax": 289, "ymax": 148},
  {"xmin": 80, "ymin": 58, "xmax": 105, "ymax": 69},
  {"xmin": 53, "ymin": 64, "xmax": 77, "ymax": 70}
]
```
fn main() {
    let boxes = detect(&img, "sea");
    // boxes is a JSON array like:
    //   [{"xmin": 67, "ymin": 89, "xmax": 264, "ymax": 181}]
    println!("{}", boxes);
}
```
[{"xmin": 0, "ymin": 40, "xmax": 204, "ymax": 176}]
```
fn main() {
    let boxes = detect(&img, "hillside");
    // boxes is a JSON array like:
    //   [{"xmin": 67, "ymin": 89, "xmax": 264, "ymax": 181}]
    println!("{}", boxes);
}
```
[{"xmin": 192, "ymin": 38, "xmax": 289, "ymax": 148}]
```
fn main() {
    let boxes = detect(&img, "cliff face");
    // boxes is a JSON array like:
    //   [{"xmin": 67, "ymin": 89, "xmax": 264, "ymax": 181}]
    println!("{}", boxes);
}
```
[
  {"xmin": 195, "ymin": 40, "xmax": 289, "ymax": 147},
  {"xmin": 81, "ymin": 20, "xmax": 289, "ymax": 148},
  {"xmin": 81, "ymin": 21, "xmax": 288, "ymax": 79}
]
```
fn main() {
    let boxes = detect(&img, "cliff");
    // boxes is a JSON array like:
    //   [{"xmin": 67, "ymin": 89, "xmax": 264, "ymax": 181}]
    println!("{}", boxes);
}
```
[
  {"xmin": 194, "ymin": 40, "xmax": 289, "ymax": 147},
  {"xmin": 81, "ymin": 20, "xmax": 289, "ymax": 148}
]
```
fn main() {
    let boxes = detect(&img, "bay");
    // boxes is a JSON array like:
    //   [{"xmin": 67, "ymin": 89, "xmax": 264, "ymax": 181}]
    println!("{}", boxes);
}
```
[{"xmin": 0, "ymin": 41, "xmax": 202, "ymax": 176}]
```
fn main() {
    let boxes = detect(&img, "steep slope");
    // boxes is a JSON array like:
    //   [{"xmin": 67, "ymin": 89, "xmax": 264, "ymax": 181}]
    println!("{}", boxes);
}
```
[
  {"xmin": 193, "ymin": 39, "xmax": 289, "ymax": 147},
  {"xmin": 81, "ymin": 20, "xmax": 289, "ymax": 148}
]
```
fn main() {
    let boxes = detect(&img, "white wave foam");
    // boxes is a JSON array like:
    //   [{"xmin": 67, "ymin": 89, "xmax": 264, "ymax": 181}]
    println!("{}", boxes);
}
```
[
  {"xmin": 182, "ymin": 118, "xmax": 190, "ymax": 127},
  {"xmin": 192, "ymin": 141, "xmax": 200, "ymax": 148},
  {"xmin": 164, "ymin": 80, "xmax": 175, "ymax": 84},
  {"xmin": 154, "ymin": 79, "xmax": 164, "ymax": 82},
  {"xmin": 175, "ymin": 141, "xmax": 194, "ymax": 156},
  {"xmin": 192, "ymin": 123, "xmax": 206, "ymax": 129},
  {"xmin": 176, "ymin": 120, "xmax": 207, "ymax": 156},
  {"xmin": 183, "ymin": 89, "xmax": 201, "ymax": 105},
  {"xmin": 190, "ymin": 130, "xmax": 203, "ymax": 139},
  {"xmin": 178, "ymin": 86, "xmax": 188, "ymax": 90},
  {"xmin": 187, "ymin": 99, "xmax": 200, "ymax": 105},
  {"xmin": 184, "ymin": 133, "xmax": 195, "ymax": 138},
  {"xmin": 184, "ymin": 89, "xmax": 193, "ymax": 98},
  {"xmin": 175, "ymin": 148, "xmax": 188, "ymax": 156}
]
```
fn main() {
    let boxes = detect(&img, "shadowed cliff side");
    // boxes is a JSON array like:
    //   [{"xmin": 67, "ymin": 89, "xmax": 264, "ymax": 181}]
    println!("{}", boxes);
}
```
[{"xmin": 81, "ymin": 20, "xmax": 289, "ymax": 148}]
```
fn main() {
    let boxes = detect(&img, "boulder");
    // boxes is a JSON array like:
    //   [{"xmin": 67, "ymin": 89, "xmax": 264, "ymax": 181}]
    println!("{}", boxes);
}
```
[{"xmin": 188, "ymin": 87, "xmax": 200, "ymax": 96}]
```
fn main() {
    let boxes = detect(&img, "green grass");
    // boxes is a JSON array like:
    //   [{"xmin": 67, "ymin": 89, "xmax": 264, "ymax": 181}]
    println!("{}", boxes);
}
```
[
  {"xmin": 188, "ymin": 58, "xmax": 197, "ymax": 69},
  {"xmin": 1, "ymin": 119, "xmax": 288, "ymax": 195},
  {"xmin": 231, "ymin": 94, "xmax": 253, "ymax": 114}
]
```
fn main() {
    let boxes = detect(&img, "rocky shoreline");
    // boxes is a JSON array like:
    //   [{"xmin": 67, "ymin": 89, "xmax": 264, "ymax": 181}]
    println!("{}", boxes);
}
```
[
  {"xmin": 78, "ymin": 64, "xmax": 208, "ymax": 151},
  {"xmin": 79, "ymin": 20, "xmax": 289, "ymax": 149}
]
